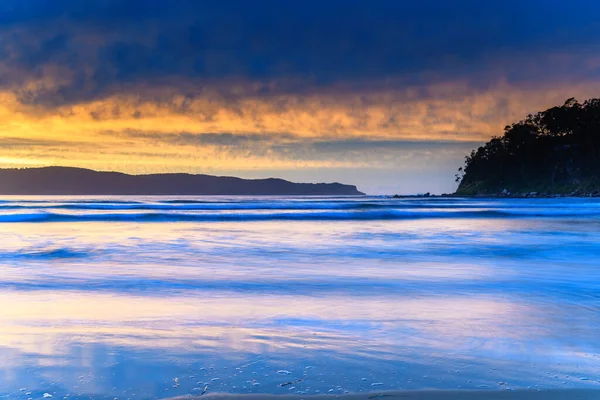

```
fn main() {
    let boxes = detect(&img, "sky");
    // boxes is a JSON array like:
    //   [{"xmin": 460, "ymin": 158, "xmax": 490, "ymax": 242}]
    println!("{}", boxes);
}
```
[{"xmin": 1, "ymin": 1, "xmax": 600, "ymax": 194}]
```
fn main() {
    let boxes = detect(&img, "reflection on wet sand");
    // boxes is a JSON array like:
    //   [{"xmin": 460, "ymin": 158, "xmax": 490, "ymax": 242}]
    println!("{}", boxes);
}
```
[
  {"xmin": 1, "ymin": 290, "xmax": 599, "ymax": 398},
  {"xmin": 1, "ymin": 197, "xmax": 600, "ymax": 399},
  {"xmin": 170, "ymin": 390, "xmax": 600, "ymax": 400}
]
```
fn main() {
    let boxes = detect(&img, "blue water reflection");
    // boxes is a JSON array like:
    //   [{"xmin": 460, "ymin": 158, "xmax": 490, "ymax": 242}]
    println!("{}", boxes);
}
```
[{"xmin": 0, "ymin": 196, "xmax": 599, "ymax": 399}]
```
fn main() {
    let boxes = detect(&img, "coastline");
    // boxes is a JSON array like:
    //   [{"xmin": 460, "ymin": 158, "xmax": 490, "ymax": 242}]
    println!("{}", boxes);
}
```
[
  {"xmin": 451, "ymin": 193, "xmax": 600, "ymax": 198},
  {"xmin": 166, "ymin": 389, "xmax": 600, "ymax": 400},
  {"xmin": 453, "ymin": 180, "xmax": 600, "ymax": 199},
  {"xmin": 390, "ymin": 193, "xmax": 600, "ymax": 198}
]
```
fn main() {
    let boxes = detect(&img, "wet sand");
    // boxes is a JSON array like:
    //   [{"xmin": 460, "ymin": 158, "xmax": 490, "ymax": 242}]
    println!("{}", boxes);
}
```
[
  {"xmin": 168, "ymin": 389, "xmax": 600, "ymax": 400},
  {"xmin": 4, "ymin": 197, "xmax": 600, "ymax": 398}
]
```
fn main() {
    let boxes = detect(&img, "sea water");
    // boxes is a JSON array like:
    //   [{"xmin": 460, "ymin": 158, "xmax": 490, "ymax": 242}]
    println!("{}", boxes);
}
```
[{"xmin": 0, "ymin": 196, "xmax": 599, "ymax": 399}]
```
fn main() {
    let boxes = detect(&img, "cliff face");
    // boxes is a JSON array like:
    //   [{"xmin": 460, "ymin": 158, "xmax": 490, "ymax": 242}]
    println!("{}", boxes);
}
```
[
  {"xmin": 455, "ymin": 98, "xmax": 600, "ymax": 197},
  {"xmin": 0, "ymin": 167, "xmax": 365, "ymax": 195}
]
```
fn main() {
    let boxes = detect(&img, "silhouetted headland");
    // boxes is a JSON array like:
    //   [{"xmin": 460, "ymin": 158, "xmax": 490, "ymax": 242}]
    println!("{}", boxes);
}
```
[
  {"xmin": 455, "ymin": 97, "xmax": 600, "ymax": 197},
  {"xmin": 0, "ymin": 167, "xmax": 365, "ymax": 195}
]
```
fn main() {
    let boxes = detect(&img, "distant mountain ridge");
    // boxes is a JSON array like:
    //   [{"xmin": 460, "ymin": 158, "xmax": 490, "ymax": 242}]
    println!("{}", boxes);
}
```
[{"xmin": 0, "ymin": 167, "xmax": 365, "ymax": 195}]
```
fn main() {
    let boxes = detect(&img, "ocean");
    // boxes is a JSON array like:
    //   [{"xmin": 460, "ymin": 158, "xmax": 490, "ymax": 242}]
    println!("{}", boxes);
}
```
[{"xmin": 0, "ymin": 196, "xmax": 599, "ymax": 399}]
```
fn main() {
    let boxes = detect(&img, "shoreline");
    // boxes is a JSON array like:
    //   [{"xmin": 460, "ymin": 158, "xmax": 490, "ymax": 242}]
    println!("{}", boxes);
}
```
[
  {"xmin": 391, "ymin": 194, "xmax": 600, "ymax": 198},
  {"xmin": 451, "ymin": 192, "xmax": 600, "ymax": 198},
  {"xmin": 166, "ymin": 389, "xmax": 600, "ymax": 400}
]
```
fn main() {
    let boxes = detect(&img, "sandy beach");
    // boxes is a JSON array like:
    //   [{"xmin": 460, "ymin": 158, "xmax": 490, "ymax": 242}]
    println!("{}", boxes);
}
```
[
  {"xmin": 168, "ymin": 389, "xmax": 600, "ymax": 400},
  {"xmin": 2, "ymin": 197, "xmax": 599, "ymax": 399}
]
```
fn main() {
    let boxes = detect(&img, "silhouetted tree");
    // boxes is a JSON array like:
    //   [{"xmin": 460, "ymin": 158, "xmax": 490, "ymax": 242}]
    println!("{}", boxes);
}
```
[{"xmin": 456, "ymin": 98, "xmax": 600, "ymax": 195}]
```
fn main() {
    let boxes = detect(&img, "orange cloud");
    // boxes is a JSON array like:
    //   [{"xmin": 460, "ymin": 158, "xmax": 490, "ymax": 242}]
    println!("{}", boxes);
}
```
[{"xmin": 2, "ymin": 78, "xmax": 600, "ymax": 172}]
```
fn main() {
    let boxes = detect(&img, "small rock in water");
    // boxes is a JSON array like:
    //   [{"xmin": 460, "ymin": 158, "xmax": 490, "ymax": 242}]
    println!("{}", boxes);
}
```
[{"xmin": 280, "ymin": 379, "xmax": 303, "ymax": 387}]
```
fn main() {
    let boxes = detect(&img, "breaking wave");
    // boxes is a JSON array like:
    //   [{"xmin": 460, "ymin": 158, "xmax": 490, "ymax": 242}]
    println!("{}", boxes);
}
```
[{"xmin": 1, "ymin": 208, "xmax": 599, "ymax": 222}]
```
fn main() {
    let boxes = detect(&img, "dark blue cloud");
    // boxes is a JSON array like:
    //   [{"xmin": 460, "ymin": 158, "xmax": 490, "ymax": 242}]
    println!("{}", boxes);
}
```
[{"xmin": 1, "ymin": 0, "xmax": 600, "ymax": 106}]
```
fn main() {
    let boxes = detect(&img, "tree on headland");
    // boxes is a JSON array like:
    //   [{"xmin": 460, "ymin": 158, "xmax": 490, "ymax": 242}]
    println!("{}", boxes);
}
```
[{"xmin": 455, "ymin": 98, "xmax": 600, "ymax": 196}]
